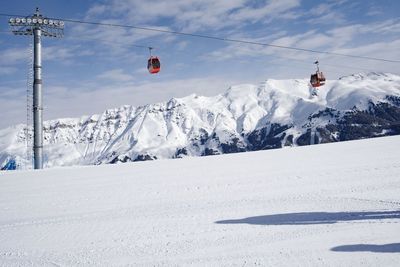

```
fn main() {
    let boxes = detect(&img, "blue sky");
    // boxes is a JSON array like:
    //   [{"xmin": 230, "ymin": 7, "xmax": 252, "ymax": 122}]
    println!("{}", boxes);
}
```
[{"xmin": 0, "ymin": 0, "xmax": 399, "ymax": 129}]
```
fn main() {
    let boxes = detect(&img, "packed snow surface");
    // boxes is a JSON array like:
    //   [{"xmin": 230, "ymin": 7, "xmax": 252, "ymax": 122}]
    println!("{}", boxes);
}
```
[{"xmin": 1, "ymin": 136, "xmax": 399, "ymax": 266}]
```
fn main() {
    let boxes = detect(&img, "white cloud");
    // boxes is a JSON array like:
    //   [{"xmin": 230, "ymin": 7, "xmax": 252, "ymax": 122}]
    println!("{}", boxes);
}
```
[
  {"xmin": 204, "ymin": 16, "xmax": 400, "ymax": 60},
  {"xmin": 309, "ymin": 3, "xmax": 333, "ymax": 16},
  {"xmin": 0, "ymin": 47, "xmax": 30, "ymax": 65},
  {"xmin": 199, "ymin": 17, "xmax": 400, "ymax": 81},
  {"xmin": 0, "ymin": 66, "xmax": 17, "ymax": 75},
  {"xmin": 333, "ymin": 39, "xmax": 400, "ymax": 62},
  {"xmin": 230, "ymin": 0, "xmax": 301, "ymax": 24},
  {"xmin": 86, "ymin": 0, "xmax": 301, "ymax": 33},
  {"xmin": 176, "ymin": 41, "xmax": 189, "ymax": 51},
  {"xmin": 85, "ymin": 4, "xmax": 107, "ymax": 19},
  {"xmin": 361, "ymin": 19, "xmax": 400, "ymax": 34},
  {"xmin": 306, "ymin": 0, "xmax": 350, "ymax": 25},
  {"xmin": 97, "ymin": 69, "xmax": 134, "ymax": 82},
  {"xmin": 67, "ymin": 20, "xmax": 174, "ymax": 60},
  {"xmin": 2, "ymin": 0, "xmax": 400, "ymax": 131},
  {"xmin": 0, "ymin": 44, "xmax": 92, "ymax": 68},
  {"xmin": 43, "ymin": 45, "xmax": 78, "ymax": 62},
  {"xmin": 42, "ymin": 76, "xmax": 238, "ymax": 123},
  {"xmin": 365, "ymin": 3, "xmax": 384, "ymax": 17},
  {"xmin": 0, "ymin": 76, "xmax": 238, "ymax": 129}
]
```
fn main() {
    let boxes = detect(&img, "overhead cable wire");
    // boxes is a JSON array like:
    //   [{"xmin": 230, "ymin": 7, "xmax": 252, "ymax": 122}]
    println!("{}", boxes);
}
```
[
  {"xmin": 0, "ymin": 27, "xmax": 390, "ymax": 74},
  {"xmin": 65, "ymin": 34, "xmax": 153, "ymax": 49},
  {"xmin": 60, "ymin": 32, "xmax": 382, "ymax": 73},
  {"xmin": 57, "ymin": 17, "xmax": 400, "ymax": 64},
  {"xmin": 1, "ymin": 13, "xmax": 399, "ymax": 63}
]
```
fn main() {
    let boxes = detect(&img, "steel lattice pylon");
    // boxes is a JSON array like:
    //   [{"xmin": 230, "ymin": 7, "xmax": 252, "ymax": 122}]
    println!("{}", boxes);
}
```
[{"xmin": 9, "ymin": 7, "xmax": 64, "ymax": 169}]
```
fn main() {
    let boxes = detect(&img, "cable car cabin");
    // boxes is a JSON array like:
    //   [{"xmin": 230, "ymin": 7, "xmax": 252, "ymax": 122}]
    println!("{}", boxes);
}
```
[
  {"xmin": 310, "ymin": 71, "xmax": 326, "ymax": 87},
  {"xmin": 148, "ymin": 56, "xmax": 160, "ymax": 74}
]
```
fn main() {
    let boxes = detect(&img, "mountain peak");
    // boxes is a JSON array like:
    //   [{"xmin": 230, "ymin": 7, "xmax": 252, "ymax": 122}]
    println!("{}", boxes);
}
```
[
  {"xmin": 1, "ymin": 72, "xmax": 400, "ymax": 169},
  {"xmin": 338, "ymin": 72, "xmax": 395, "ymax": 81}
]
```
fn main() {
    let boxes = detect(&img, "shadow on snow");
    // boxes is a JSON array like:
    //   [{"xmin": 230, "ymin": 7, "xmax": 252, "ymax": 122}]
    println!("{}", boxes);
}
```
[
  {"xmin": 331, "ymin": 243, "xmax": 400, "ymax": 253},
  {"xmin": 215, "ymin": 210, "xmax": 400, "ymax": 225}
]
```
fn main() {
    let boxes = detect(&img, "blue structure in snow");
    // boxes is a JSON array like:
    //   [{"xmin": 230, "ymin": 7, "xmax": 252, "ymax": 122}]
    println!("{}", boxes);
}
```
[{"xmin": 1, "ymin": 159, "xmax": 17, "ymax": 171}]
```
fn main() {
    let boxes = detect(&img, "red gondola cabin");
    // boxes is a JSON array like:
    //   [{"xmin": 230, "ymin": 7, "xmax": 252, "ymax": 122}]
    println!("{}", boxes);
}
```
[
  {"xmin": 310, "ymin": 61, "xmax": 326, "ymax": 87},
  {"xmin": 148, "ymin": 56, "xmax": 160, "ymax": 74},
  {"xmin": 310, "ymin": 71, "xmax": 326, "ymax": 87}
]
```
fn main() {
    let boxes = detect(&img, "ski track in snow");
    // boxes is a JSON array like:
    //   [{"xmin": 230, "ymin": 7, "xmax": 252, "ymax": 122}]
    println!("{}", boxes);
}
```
[{"xmin": 0, "ymin": 136, "xmax": 400, "ymax": 266}]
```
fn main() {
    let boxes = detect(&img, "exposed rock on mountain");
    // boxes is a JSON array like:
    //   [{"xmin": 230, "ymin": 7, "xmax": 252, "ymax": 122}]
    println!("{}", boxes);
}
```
[{"xmin": 1, "ymin": 72, "xmax": 399, "ymax": 169}]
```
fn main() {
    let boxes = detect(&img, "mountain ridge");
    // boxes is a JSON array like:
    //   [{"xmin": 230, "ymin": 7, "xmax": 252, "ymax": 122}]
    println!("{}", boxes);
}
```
[{"xmin": 1, "ymin": 72, "xmax": 400, "ymax": 169}]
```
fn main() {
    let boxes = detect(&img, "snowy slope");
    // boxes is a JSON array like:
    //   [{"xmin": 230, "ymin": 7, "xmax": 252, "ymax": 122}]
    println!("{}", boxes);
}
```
[
  {"xmin": 0, "ymin": 136, "xmax": 399, "ymax": 266},
  {"xmin": 1, "ymin": 72, "xmax": 400, "ymax": 169}
]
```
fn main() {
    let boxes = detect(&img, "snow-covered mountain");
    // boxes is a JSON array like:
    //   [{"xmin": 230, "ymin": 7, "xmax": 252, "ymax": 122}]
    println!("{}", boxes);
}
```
[{"xmin": 1, "ymin": 72, "xmax": 400, "ymax": 169}]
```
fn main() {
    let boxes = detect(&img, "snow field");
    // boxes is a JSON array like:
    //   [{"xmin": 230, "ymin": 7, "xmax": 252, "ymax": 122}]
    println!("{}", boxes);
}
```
[{"xmin": 0, "ymin": 135, "xmax": 400, "ymax": 265}]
